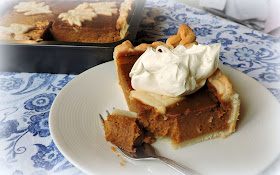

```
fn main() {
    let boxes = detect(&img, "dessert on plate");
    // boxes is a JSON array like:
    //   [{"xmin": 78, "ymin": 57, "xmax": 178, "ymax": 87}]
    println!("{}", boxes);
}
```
[
  {"xmin": 0, "ymin": 0, "xmax": 133, "ymax": 42},
  {"xmin": 104, "ymin": 24, "xmax": 240, "ymax": 152},
  {"xmin": 103, "ymin": 109, "xmax": 154, "ymax": 152}
]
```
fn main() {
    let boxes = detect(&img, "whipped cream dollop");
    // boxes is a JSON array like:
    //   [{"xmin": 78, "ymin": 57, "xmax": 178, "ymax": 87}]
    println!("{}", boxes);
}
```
[{"xmin": 129, "ymin": 43, "xmax": 221, "ymax": 97}]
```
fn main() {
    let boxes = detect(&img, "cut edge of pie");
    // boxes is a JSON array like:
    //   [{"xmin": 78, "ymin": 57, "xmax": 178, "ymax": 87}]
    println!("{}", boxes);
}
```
[
  {"xmin": 113, "ymin": 24, "xmax": 240, "ymax": 149},
  {"xmin": 103, "ymin": 108, "xmax": 155, "ymax": 152},
  {"xmin": 103, "ymin": 108, "xmax": 142, "ymax": 153},
  {"xmin": 173, "ymin": 69, "xmax": 241, "ymax": 148}
]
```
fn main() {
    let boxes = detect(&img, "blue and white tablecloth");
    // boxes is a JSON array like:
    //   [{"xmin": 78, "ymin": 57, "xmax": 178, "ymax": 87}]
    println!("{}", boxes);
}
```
[{"xmin": 0, "ymin": 0, "xmax": 279, "ymax": 174}]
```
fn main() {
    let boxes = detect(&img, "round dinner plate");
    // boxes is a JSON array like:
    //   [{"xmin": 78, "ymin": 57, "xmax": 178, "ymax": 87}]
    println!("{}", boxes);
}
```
[{"xmin": 49, "ymin": 61, "xmax": 280, "ymax": 175}]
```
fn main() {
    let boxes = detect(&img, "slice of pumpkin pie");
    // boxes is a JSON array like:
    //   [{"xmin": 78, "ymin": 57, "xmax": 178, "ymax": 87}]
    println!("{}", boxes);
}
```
[{"xmin": 112, "ymin": 24, "xmax": 240, "ymax": 149}]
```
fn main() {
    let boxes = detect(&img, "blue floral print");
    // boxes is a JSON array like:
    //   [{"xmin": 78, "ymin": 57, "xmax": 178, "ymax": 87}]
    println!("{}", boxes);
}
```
[
  {"xmin": 31, "ymin": 142, "xmax": 64, "ymax": 170},
  {"xmin": 185, "ymin": 17, "xmax": 200, "ymax": 25},
  {"xmin": 259, "ymin": 72, "xmax": 280, "ymax": 83},
  {"xmin": 24, "ymin": 93, "xmax": 56, "ymax": 112},
  {"xmin": 57, "ymin": 75, "xmax": 73, "ymax": 87},
  {"xmin": 0, "ymin": 77, "xmax": 24, "ymax": 91},
  {"xmin": 28, "ymin": 112, "xmax": 50, "ymax": 137},
  {"xmin": 235, "ymin": 36, "xmax": 248, "ymax": 43},
  {"xmin": 193, "ymin": 27, "xmax": 212, "ymax": 36},
  {"xmin": 0, "ymin": 120, "xmax": 19, "ymax": 139},
  {"xmin": 211, "ymin": 37, "xmax": 232, "ymax": 46},
  {"xmin": 269, "ymin": 88, "xmax": 280, "ymax": 100},
  {"xmin": 234, "ymin": 47, "xmax": 257, "ymax": 62}
]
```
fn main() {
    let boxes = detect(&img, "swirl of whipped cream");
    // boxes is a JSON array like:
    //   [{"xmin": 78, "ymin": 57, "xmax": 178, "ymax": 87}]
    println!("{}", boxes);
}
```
[{"xmin": 129, "ymin": 43, "xmax": 221, "ymax": 97}]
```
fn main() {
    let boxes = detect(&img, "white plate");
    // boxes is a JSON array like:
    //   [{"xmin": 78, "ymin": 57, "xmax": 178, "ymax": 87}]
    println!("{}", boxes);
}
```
[{"xmin": 49, "ymin": 61, "xmax": 280, "ymax": 175}]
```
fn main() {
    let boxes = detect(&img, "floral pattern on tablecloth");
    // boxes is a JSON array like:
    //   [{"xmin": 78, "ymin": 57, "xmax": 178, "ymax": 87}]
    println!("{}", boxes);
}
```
[
  {"xmin": 135, "ymin": 0, "xmax": 280, "ymax": 100},
  {"xmin": 0, "ymin": 73, "xmax": 83, "ymax": 175},
  {"xmin": 0, "ymin": 0, "xmax": 279, "ymax": 174}
]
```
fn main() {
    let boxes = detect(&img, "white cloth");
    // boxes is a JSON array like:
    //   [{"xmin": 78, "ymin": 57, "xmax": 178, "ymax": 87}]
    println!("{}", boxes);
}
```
[
  {"xmin": 224, "ymin": 0, "xmax": 268, "ymax": 21},
  {"xmin": 264, "ymin": 0, "xmax": 280, "ymax": 33},
  {"xmin": 199, "ymin": 0, "xmax": 268, "ymax": 21},
  {"xmin": 199, "ymin": 0, "xmax": 227, "ymax": 11},
  {"xmin": 199, "ymin": 0, "xmax": 280, "ymax": 35}
]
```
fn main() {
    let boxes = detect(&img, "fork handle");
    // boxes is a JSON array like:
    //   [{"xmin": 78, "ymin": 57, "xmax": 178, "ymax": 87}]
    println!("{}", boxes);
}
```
[{"xmin": 157, "ymin": 156, "xmax": 200, "ymax": 175}]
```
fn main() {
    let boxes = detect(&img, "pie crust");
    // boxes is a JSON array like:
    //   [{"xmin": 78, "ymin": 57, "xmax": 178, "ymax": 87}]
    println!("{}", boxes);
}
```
[
  {"xmin": 113, "ymin": 24, "xmax": 240, "ymax": 148},
  {"xmin": 0, "ymin": 0, "xmax": 133, "ymax": 42}
]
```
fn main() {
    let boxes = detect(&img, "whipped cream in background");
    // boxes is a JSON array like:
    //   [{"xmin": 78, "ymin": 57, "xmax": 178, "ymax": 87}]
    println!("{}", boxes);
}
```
[{"xmin": 129, "ymin": 43, "xmax": 221, "ymax": 97}]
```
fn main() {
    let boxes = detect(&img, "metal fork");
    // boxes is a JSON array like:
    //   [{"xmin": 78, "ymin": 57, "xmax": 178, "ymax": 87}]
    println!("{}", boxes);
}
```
[{"xmin": 100, "ymin": 112, "xmax": 200, "ymax": 175}]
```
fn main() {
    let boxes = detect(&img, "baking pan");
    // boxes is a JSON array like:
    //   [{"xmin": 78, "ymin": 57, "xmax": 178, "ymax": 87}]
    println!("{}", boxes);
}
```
[{"xmin": 0, "ymin": 0, "xmax": 145, "ymax": 74}]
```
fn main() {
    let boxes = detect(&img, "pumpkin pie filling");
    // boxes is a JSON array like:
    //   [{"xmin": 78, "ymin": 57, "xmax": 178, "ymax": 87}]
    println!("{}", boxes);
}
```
[
  {"xmin": 50, "ymin": 1, "xmax": 122, "ymax": 43},
  {"xmin": 0, "ymin": 0, "xmax": 133, "ymax": 42},
  {"xmin": 104, "ymin": 109, "xmax": 154, "ymax": 152},
  {"xmin": 105, "ymin": 24, "xmax": 240, "ymax": 150},
  {"xmin": 104, "ymin": 111, "xmax": 143, "ymax": 153},
  {"xmin": 115, "ymin": 51, "xmax": 232, "ymax": 145}
]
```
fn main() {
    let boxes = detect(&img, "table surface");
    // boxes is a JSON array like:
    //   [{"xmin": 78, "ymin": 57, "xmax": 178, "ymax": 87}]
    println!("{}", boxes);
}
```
[{"xmin": 0, "ymin": 0, "xmax": 280, "ymax": 174}]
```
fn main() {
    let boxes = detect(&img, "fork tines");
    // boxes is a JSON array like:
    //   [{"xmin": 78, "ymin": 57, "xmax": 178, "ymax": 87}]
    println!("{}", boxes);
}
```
[
  {"xmin": 99, "ymin": 114, "xmax": 105, "ymax": 125},
  {"xmin": 100, "ymin": 108, "xmax": 115, "ymax": 125},
  {"xmin": 106, "ymin": 110, "xmax": 110, "ymax": 115}
]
